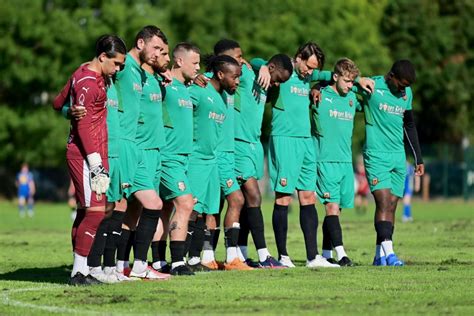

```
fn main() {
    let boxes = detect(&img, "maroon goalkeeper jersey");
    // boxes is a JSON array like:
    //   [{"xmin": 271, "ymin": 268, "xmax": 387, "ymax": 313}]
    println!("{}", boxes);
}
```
[{"xmin": 56, "ymin": 64, "xmax": 108, "ymax": 160}]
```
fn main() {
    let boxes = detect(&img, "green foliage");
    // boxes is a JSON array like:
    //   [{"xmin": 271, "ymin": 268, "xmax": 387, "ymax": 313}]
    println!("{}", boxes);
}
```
[
  {"xmin": 381, "ymin": 0, "xmax": 474, "ymax": 143},
  {"xmin": 0, "ymin": 0, "xmax": 471, "ymax": 169}
]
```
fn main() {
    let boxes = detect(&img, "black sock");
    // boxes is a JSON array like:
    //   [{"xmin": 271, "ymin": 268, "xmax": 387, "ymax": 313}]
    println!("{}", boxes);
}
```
[
  {"xmin": 188, "ymin": 216, "xmax": 206, "ymax": 259},
  {"xmin": 87, "ymin": 216, "xmax": 110, "ymax": 267},
  {"xmin": 170, "ymin": 241, "xmax": 186, "ymax": 264},
  {"xmin": 203, "ymin": 229, "xmax": 215, "ymax": 251},
  {"xmin": 299, "ymin": 204, "xmax": 318, "ymax": 260},
  {"xmin": 238, "ymin": 206, "xmax": 249, "ymax": 247},
  {"xmin": 116, "ymin": 229, "xmax": 131, "ymax": 261},
  {"xmin": 247, "ymin": 206, "xmax": 266, "ymax": 250},
  {"xmin": 125, "ymin": 230, "xmax": 135, "ymax": 261},
  {"xmin": 324, "ymin": 215, "xmax": 343, "ymax": 248},
  {"xmin": 184, "ymin": 220, "xmax": 195, "ymax": 256},
  {"xmin": 375, "ymin": 220, "xmax": 392, "ymax": 242},
  {"xmin": 391, "ymin": 224, "xmax": 395, "ymax": 241},
  {"xmin": 103, "ymin": 211, "xmax": 125, "ymax": 267},
  {"xmin": 322, "ymin": 216, "xmax": 332, "ymax": 252},
  {"xmin": 151, "ymin": 240, "xmax": 167, "ymax": 263},
  {"xmin": 224, "ymin": 227, "xmax": 240, "ymax": 248},
  {"xmin": 272, "ymin": 204, "xmax": 288, "ymax": 257},
  {"xmin": 133, "ymin": 208, "xmax": 160, "ymax": 262},
  {"xmin": 212, "ymin": 228, "xmax": 220, "ymax": 251}
]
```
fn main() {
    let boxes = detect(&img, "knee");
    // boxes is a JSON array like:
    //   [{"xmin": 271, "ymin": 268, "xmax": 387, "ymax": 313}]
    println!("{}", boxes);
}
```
[
  {"xmin": 246, "ymin": 191, "xmax": 262, "ymax": 207},
  {"xmin": 177, "ymin": 197, "xmax": 195, "ymax": 216},
  {"xmin": 299, "ymin": 192, "xmax": 316, "ymax": 205},
  {"xmin": 229, "ymin": 191, "xmax": 245, "ymax": 209}
]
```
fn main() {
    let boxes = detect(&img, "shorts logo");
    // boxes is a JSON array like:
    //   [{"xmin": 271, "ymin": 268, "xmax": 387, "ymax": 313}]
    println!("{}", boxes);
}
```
[
  {"xmin": 349, "ymin": 100, "xmax": 353, "ymax": 107},
  {"xmin": 323, "ymin": 192, "xmax": 330, "ymax": 199},
  {"xmin": 280, "ymin": 178, "xmax": 287, "ymax": 187},
  {"xmin": 226, "ymin": 179, "xmax": 234, "ymax": 188},
  {"xmin": 372, "ymin": 178, "xmax": 379, "ymax": 186},
  {"xmin": 178, "ymin": 181, "xmax": 186, "ymax": 192},
  {"xmin": 121, "ymin": 182, "xmax": 131, "ymax": 189}
]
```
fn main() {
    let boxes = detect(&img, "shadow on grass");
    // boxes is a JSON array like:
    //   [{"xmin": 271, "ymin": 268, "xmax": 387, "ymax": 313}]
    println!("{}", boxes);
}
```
[{"xmin": 0, "ymin": 265, "xmax": 71, "ymax": 284}]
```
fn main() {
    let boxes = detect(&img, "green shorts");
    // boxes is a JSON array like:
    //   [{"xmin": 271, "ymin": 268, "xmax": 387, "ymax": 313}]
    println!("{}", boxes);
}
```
[
  {"xmin": 268, "ymin": 135, "xmax": 316, "ymax": 194},
  {"xmin": 188, "ymin": 157, "xmax": 220, "ymax": 214},
  {"xmin": 363, "ymin": 150, "xmax": 406, "ymax": 198},
  {"xmin": 160, "ymin": 153, "xmax": 192, "ymax": 201},
  {"xmin": 118, "ymin": 140, "xmax": 140, "ymax": 198},
  {"xmin": 106, "ymin": 156, "xmax": 122, "ymax": 203},
  {"xmin": 217, "ymin": 151, "xmax": 240, "ymax": 196},
  {"xmin": 234, "ymin": 139, "xmax": 264, "ymax": 184},
  {"xmin": 132, "ymin": 148, "xmax": 162, "ymax": 194},
  {"xmin": 316, "ymin": 162, "xmax": 354, "ymax": 208}
]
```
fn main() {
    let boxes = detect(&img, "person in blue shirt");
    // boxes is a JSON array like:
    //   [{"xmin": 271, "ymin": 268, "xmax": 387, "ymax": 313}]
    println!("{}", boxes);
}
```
[{"xmin": 16, "ymin": 163, "xmax": 36, "ymax": 218}]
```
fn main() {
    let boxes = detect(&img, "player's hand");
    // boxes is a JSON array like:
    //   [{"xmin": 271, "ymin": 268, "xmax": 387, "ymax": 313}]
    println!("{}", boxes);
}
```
[
  {"xmin": 310, "ymin": 88, "xmax": 322, "ymax": 105},
  {"xmin": 358, "ymin": 77, "xmax": 375, "ymax": 94},
  {"xmin": 415, "ymin": 164, "xmax": 425, "ymax": 176},
  {"xmin": 258, "ymin": 65, "xmax": 271, "ymax": 90},
  {"xmin": 87, "ymin": 153, "xmax": 110, "ymax": 197},
  {"xmin": 193, "ymin": 74, "xmax": 209, "ymax": 88},
  {"xmin": 160, "ymin": 70, "xmax": 173, "ymax": 86},
  {"xmin": 70, "ymin": 105, "xmax": 87, "ymax": 121}
]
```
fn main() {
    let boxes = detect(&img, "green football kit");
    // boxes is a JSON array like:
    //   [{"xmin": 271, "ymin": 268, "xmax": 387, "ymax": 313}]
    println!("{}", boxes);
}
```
[
  {"xmin": 160, "ymin": 78, "xmax": 194, "ymax": 200},
  {"xmin": 251, "ymin": 58, "xmax": 332, "ymax": 193},
  {"xmin": 188, "ymin": 83, "xmax": 227, "ymax": 214},
  {"xmin": 360, "ymin": 76, "xmax": 413, "ymax": 197},
  {"xmin": 312, "ymin": 85, "xmax": 361, "ymax": 208}
]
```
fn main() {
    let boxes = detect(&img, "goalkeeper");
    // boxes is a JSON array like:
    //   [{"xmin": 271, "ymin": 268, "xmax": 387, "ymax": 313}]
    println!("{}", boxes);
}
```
[{"xmin": 53, "ymin": 35, "xmax": 126, "ymax": 285}]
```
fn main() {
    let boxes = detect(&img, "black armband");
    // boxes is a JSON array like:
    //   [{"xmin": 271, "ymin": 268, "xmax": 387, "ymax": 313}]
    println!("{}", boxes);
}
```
[{"xmin": 403, "ymin": 110, "xmax": 423, "ymax": 165}]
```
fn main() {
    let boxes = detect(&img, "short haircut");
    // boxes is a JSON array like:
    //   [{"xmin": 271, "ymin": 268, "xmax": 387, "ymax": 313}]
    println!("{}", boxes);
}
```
[
  {"xmin": 334, "ymin": 58, "xmax": 360, "ymax": 78},
  {"xmin": 173, "ymin": 42, "xmax": 200, "ymax": 59},
  {"xmin": 214, "ymin": 39, "xmax": 240, "ymax": 55},
  {"xmin": 268, "ymin": 54, "xmax": 293, "ymax": 74},
  {"xmin": 134, "ymin": 25, "xmax": 168, "ymax": 48},
  {"xmin": 204, "ymin": 55, "xmax": 240, "ymax": 75},
  {"xmin": 95, "ymin": 35, "xmax": 127, "ymax": 58},
  {"xmin": 391, "ymin": 59, "xmax": 416, "ymax": 84},
  {"xmin": 295, "ymin": 42, "xmax": 325, "ymax": 70}
]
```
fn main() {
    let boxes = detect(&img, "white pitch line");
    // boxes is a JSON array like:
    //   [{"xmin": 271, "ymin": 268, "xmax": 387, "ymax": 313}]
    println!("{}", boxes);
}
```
[{"xmin": 1, "ymin": 285, "xmax": 98, "ymax": 315}]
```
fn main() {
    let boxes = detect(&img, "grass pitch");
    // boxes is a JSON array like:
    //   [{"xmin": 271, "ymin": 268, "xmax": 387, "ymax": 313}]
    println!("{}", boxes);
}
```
[{"xmin": 0, "ymin": 199, "xmax": 473, "ymax": 315}]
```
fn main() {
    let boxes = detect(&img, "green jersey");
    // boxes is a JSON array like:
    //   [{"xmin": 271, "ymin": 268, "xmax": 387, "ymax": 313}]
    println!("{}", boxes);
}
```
[
  {"xmin": 251, "ymin": 58, "xmax": 332, "ymax": 137},
  {"xmin": 362, "ymin": 76, "xmax": 413, "ymax": 152},
  {"xmin": 312, "ymin": 85, "xmax": 361, "ymax": 162},
  {"xmin": 106, "ymin": 81, "xmax": 120, "ymax": 157},
  {"xmin": 234, "ymin": 65, "xmax": 267, "ymax": 143},
  {"xmin": 135, "ymin": 70, "xmax": 166, "ymax": 150},
  {"xmin": 217, "ymin": 92, "xmax": 235, "ymax": 152},
  {"xmin": 116, "ymin": 53, "xmax": 145, "ymax": 141},
  {"xmin": 162, "ymin": 78, "xmax": 194, "ymax": 154},
  {"xmin": 189, "ymin": 83, "xmax": 227, "ymax": 160}
]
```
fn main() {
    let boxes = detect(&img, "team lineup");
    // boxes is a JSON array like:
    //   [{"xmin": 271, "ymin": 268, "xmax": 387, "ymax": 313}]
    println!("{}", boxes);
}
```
[{"xmin": 52, "ymin": 25, "xmax": 424, "ymax": 286}]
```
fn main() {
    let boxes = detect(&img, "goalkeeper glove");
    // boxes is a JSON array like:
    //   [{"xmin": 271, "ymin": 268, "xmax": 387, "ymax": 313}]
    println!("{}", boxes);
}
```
[{"xmin": 87, "ymin": 153, "xmax": 110, "ymax": 198}]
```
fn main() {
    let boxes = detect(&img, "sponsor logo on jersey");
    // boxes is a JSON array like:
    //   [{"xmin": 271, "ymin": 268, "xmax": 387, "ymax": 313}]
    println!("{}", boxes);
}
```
[
  {"xmin": 207, "ymin": 96, "xmax": 214, "ymax": 103},
  {"xmin": 85, "ymin": 231, "xmax": 96, "ymax": 238},
  {"xmin": 325, "ymin": 97, "xmax": 333, "ymax": 104},
  {"xmin": 329, "ymin": 109, "xmax": 354, "ymax": 121},
  {"xmin": 376, "ymin": 89, "xmax": 384, "ymax": 96},
  {"xmin": 133, "ymin": 83, "xmax": 142, "ymax": 92},
  {"xmin": 280, "ymin": 178, "xmax": 287, "ymax": 187},
  {"xmin": 107, "ymin": 98, "xmax": 119, "ymax": 108},
  {"xmin": 290, "ymin": 86, "xmax": 309, "ymax": 97},
  {"xmin": 378, "ymin": 103, "xmax": 405, "ymax": 116},
  {"xmin": 178, "ymin": 181, "xmax": 186, "ymax": 191},
  {"xmin": 149, "ymin": 93, "xmax": 162, "ymax": 102},
  {"xmin": 226, "ymin": 179, "xmax": 234, "ymax": 188},
  {"xmin": 208, "ymin": 111, "xmax": 225, "ymax": 124},
  {"xmin": 178, "ymin": 98, "xmax": 193, "ymax": 108}
]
